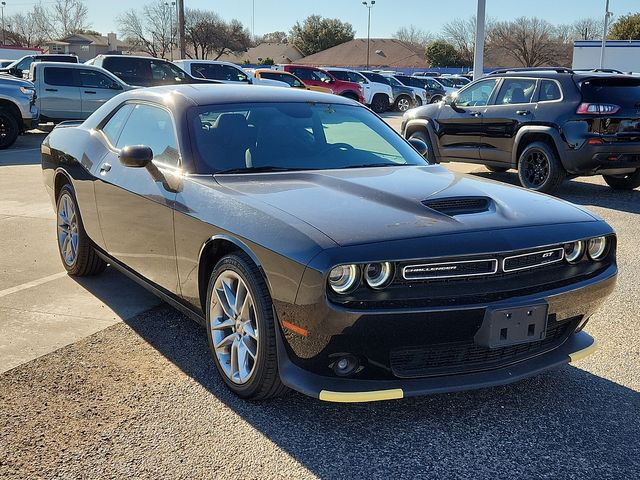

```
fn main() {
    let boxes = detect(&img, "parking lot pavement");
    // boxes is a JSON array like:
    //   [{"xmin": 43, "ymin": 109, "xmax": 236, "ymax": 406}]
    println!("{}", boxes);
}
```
[{"xmin": 1, "ymin": 126, "xmax": 639, "ymax": 478}]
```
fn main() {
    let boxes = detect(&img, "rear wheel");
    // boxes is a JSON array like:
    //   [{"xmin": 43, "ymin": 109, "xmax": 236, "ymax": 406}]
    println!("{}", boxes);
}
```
[
  {"xmin": 603, "ymin": 169, "xmax": 640, "ymax": 190},
  {"xmin": 0, "ymin": 109, "xmax": 19, "ymax": 149},
  {"xmin": 56, "ymin": 184, "xmax": 107, "ymax": 276},
  {"xmin": 206, "ymin": 253, "xmax": 287, "ymax": 400},
  {"xmin": 395, "ymin": 95, "xmax": 412, "ymax": 112},
  {"xmin": 415, "ymin": 97, "xmax": 423, "ymax": 107},
  {"xmin": 486, "ymin": 165, "xmax": 509, "ymax": 173},
  {"xmin": 517, "ymin": 141, "xmax": 566, "ymax": 194},
  {"xmin": 370, "ymin": 94, "xmax": 389, "ymax": 113},
  {"xmin": 430, "ymin": 95, "xmax": 443, "ymax": 104}
]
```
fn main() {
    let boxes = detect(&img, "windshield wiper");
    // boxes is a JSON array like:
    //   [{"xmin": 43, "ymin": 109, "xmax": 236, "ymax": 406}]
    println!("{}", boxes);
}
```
[{"xmin": 215, "ymin": 166, "xmax": 310, "ymax": 174}]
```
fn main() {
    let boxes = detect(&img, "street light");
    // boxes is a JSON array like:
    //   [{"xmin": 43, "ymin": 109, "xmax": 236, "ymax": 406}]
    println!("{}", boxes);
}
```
[
  {"xmin": 362, "ymin": 1, "xmax": 375, "ymax": 69},
  {"xmin": 599, "ymin": 0, "xmax": 613, "ymax": 69},
  {"xmin": 472, "ymin": 0, "xmax": 486, "ymax": 80},
  {"xmin": 1, "ymin": 2, "xmax": 6, "ymax": 47}
]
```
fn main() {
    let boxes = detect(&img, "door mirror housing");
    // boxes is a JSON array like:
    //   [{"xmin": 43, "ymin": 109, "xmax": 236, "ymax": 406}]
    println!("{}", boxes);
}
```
[
  {"xmin": 408, "ymin": 137, "xmax": 429, "ymax": 157},
  {"xmin": 119, "ymin": 145, "xmax": 153, "ymax": 168}
]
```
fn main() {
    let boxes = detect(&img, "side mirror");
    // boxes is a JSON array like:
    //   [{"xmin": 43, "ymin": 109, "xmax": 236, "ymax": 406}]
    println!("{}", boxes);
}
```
[
  {"xmin": 444, "ymin": 95, "xmax": 455, "ymax": 105},
  {"xmin": 109, "ymin": 82, "xmax": 123, "ymax": 90},
  {"xmin": 408, "ymin": 137, "xmax": 429, "ymax": 157},
  {"xmin": 119, "ymin": 145, "xmax": 153, "ymax": 168}
]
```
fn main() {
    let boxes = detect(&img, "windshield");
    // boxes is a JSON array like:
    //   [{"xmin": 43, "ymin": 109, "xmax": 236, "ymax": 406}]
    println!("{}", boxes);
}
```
[
  {"xmin": 386, "ymin": 76, "xmax": 403, "ymax": 88},
  {"xmin": 190, "ymin": 102, "xmax": 428, "ymax": 174}
]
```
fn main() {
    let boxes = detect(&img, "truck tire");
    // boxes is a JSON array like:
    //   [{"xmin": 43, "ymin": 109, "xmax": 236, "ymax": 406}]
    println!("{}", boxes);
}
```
[
  {"xmin": 517, "ymin": 141, "xmax": 566, "ymax": 194},
  {"xmin": 603, "ymin": 169, "xmax": 640, "ymax": 190},
  {"xmin": 0, "ymin": 108, "xmax": 20, "ymax": 149},
  {"xmin": 370, "ymin": 93, "xmax": 389, "ymax": 113}
]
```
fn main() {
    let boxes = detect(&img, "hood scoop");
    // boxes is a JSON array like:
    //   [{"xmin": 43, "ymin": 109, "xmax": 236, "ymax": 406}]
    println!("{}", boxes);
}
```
[{"xmin": 422, "ymin": 196, "xmax": 491, "ymax": 216}]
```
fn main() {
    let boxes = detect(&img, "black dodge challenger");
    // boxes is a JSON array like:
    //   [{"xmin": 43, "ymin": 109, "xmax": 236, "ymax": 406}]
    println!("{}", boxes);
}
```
[{"xmin": 42, "ymin": 85, "xmax": 617, "ymax": 403}]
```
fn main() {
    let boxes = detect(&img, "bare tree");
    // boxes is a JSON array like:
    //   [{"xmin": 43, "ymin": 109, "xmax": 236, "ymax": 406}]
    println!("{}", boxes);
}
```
[
  {"xmin": 184, "ymin": 9, "xmax": 251, "ymax": 60},
  {"xmin": 441, "ymin": 16, "xmax": 494, "ymax": 66},
  {"xmin": 31, "ymin": 0, "xmax": 91, "ymax": 40},
  {"xmin": 6, "ymin": 12, "xmax": 47, "ymax": 47},
  {"xmin": 259, "ymin": 31, "xmax": 288, "ymax": 44},
  {"xmin": 118, "ymin": 1, "xmax": 174, "ymax": 58},
  {"xmin": 490, "ymin": 17, "xmax": 566, "ymax": 67},
  {"xmin": 393, "ymin": 25, "xmax": 433, "ymax": 48}
]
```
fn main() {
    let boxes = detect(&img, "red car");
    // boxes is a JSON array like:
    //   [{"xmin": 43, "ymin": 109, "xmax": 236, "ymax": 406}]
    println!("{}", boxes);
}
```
[{"xmin": 276, "ymin": 64, "xmax": 365, "ymax": 103}]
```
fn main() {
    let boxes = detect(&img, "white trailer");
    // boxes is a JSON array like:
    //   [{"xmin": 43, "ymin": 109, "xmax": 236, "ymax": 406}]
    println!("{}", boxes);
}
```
[{"xmin": 573, "ymin": 40, "xmax": 640, "ymax": 73}]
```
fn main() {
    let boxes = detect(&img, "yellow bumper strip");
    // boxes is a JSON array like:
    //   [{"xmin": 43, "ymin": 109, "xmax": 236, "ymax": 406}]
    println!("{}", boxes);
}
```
[
  {"xmin": 319, "ymin": 388, "xmax": 404, "ymax": 403},
  {"xmin": 569, "ymin": 340, "xmax": 599, "ymax": 363}
]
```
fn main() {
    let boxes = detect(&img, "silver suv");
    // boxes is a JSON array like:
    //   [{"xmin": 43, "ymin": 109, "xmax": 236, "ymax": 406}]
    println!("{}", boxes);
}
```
[{"xmin": 0, "ymin": 75, "xmax": 38, "ymax": 148}]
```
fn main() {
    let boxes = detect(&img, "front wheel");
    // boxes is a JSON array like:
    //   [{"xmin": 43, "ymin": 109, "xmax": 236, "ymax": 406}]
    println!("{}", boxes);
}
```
[
  {"xmin": 370, "ymin": 94, "xmax": 389, "ymax": 113},
  {"xmin": 395, "ymin": 95, "xmax": 412, "ymax": 112},
  {"xmin": 603, "ymin": 169, "xmax": 640, "ymax": 190},
  {"xmin": 0, "ymin": 109, "xmax": 19, "ymax": 149},
  {"xmin": 56, "ymin": 184, "xmax": 107, "ymax": 276},
  {"xmin": 206, "ymin": 253, "xmax": 287, "ymax": 400},
  {"xmin": 430, "ymin": 95, "xmax": 443, "ymax": 104},
  {"xmin": 408, "ymin": 130, "xmax": 437, "ymax": 164},
  {"xmin": 517, "ymin": 141, "xmax": 566, "ymax": 194}
]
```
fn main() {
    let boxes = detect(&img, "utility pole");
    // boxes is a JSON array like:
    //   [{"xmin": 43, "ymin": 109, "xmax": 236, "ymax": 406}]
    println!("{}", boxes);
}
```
[
  {"xmin": 177, "ymin": 0, "xmax": 185, "ymax": 59},
  {"xmin": 1, "ymin": 2, "xmax": 6, "ymax": 47},
  {"xmin": 362, "ymin": 1, "xmax": 375, "ymax": 70},
  {"xmin": 599, "ymin": 0, "xmax": 613, "ymax": 69},
  {"xmin": 472, "ymin": 0, "xmax": 486, "ymax": 80}
]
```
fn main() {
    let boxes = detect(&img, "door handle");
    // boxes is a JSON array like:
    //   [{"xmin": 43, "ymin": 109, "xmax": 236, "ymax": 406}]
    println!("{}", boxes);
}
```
[
  {"xmin": 469, "ymin": 111, "xmax": 482, "ymax": 117},
  {"xmin": 516, "ymin": 110, "xmax": 531, "ymax": 115},
  {"xmin": 84, "ymin": 90, "xmax": 97, "ymax": 94},
  {"xmin": 100, "ymin": 163, "xmax": 111, "ymax": 174},
  {"xmin": 45, "ymin": 88, "xmax": 58, "ymax": 92}
]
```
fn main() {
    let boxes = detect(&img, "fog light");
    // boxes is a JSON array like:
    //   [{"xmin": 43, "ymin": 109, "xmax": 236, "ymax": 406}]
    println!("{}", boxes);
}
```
[
  {"xmin": 587, "ymin": 236, "xmax": 608, "ymax": 260},
  {"xmin": 564, "ymin": 241, "xmax": 584, "ymax": 264},
  {"xmin": 332, "ymin": 355, "xmax": 359, "ymax": 377},
  {"xmin": 364, "ymin": 262, "xmax": 393, "ymax": 289},
  {"xmin": 328, "ymin": 265, "xmax": 359, "ymax": 294}
]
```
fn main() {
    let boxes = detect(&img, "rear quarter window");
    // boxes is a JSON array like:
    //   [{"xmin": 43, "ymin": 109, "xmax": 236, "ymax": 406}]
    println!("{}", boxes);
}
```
[{"xmin": 580, "ymin": 78, "xmax": 640, "ymax": 106}]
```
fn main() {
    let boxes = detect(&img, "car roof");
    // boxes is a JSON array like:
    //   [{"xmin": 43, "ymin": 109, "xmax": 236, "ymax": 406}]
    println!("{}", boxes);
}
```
[
  {"xmin": 117, "ymin": 83, "xmax": 355, "ymax": 107},
  {"xmin": 487, "ymin": 69, "xmax": 640, "ymax": 83}
]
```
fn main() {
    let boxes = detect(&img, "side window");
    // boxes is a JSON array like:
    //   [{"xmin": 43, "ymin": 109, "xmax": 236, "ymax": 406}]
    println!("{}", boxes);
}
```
[
  {"xmin": 495, "ymin": 78, "xmax": 537, "ymax": 105},
  {"xmin": 79, "ymin": 69, "xmax": 116, "ymax": 89},
  {"xmin": 312, "ymin": 69, "xmax": 333, "ymax": 83},
  {"xmin": 150, "ymin": 60, "xmax": 187, "ymax": 83},
  {"xmin": 43, "ymin": 67, "xmax": 77, "ymax": 87},
  {"xmin": 223, "ymin": 65, "xmax": 248, "ymax": 82},
  {"xmin": 348, "ymin": 72, "xmax": 366, "ymax": 84},
  {"xmin": 291, "ymin": 68, "xmax": 313, "ymax": 81},
  {"xmin": 101, "ymin": 104, "xmax": 134, "ymax": 145},
  {"xmin": 116, "ymin": 104, "xmax": 180, "ymax": 166},
  {"xmin": 455, "ymin": 79, "xmax": 499, "ymax": 107},
  {"xmin": 539, "ymin": 80, "xmax": 562, "ymax": 102},
  {"xmin": 329, "ymin": 71, "xmax": 349, "ymax": 82},
  {"xmin": 17, "ymin": 57, "xmax": 33, "ymax": 71}
]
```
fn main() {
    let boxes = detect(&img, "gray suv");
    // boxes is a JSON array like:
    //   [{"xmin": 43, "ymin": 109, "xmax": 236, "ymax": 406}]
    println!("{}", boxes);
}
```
[{"xmin": 0, "ymin": 75, "xmax": 39, "ymax": 148}]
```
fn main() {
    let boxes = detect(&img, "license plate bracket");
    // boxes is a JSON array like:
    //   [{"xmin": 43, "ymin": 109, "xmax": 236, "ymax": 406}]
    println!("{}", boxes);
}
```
[{"xmin": 474, "ymin": 304, "xmax": 548, "ymax": 349}]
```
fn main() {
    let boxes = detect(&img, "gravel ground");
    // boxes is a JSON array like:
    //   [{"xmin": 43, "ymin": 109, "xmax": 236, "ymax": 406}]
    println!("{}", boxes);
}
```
[{"xmin": 1, "ymin": 170, "xmax": 639, "ymax": 479}]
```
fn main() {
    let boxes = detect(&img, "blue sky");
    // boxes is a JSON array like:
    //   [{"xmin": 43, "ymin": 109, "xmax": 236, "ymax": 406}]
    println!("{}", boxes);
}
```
[{"xmin": 4, "ymin": 0, "xmax": 640, "ymax": 37}]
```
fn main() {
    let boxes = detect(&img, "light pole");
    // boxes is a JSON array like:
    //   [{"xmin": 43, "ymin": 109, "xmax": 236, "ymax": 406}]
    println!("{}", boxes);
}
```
[
  {"xmin": 165, "ymin": 1, "xmax": 175, "ymax": 61},
  {"xmin": 362, "ymin": 1, "xmax": 375, "ymax": 69},
  {"xmin": 177, "ymin": 0, "xmax": 185, "ymax": 59},
  {"xmin": 472, "ymin": 0, "xmax": 486, "ymax": 80},
  {"xmin": 1, "ymin": 2, "xmax": 6, "ymax": 47},
  {"xmin": 599, "ymin": 0, "xmax": 613, "ymax": 69}
]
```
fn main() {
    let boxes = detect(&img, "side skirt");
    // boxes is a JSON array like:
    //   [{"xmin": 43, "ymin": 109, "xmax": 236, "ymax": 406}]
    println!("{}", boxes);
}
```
[{"xmin": 95, "ymin": 251, "xmax": 206, "ymax": 326}]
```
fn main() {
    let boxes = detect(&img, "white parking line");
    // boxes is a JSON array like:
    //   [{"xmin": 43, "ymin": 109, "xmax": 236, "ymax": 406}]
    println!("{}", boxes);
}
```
[{"xmin": 0, "ymin": 272, "xmax": 67, "ymax": 299}]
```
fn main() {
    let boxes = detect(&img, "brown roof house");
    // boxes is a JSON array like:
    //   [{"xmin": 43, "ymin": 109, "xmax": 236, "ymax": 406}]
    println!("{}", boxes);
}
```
[
  {"xmin": 297, "ymin": 38, "xmax": 428, "ymax": 68},
  {"xmin": 218, "ymin": 42, "xmax": 304, "ymax": 64},
  {"xmin": 46, "ymin": 33, "xmax": 131, "ymax": 62}
]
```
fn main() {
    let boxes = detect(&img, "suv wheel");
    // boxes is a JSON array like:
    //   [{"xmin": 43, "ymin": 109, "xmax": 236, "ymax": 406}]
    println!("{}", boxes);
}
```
[
  {"xmin": 430, "ymin": 95, "xmax": 443, "ymax": 104},
  {"xmin": 0, "ymin": 108, "xmax": 20, "ymax": 149},
  {"xmin": 370, "ymin": 94, "xmax": 389, "ymax": 113},
  {"xmin": 517, "ymin": 141, "xmax": 566, "ymax": 194},
  {"xmin": 603, "ymin": 169, "xmax": 640, "ymax": 190},
  {"xmin": 415, "ymin": 97, "xmax": 423, "ymax": 107},
  {"xmin": 395, "ymin": 95, "xmax": 412, "ymax": 112}
]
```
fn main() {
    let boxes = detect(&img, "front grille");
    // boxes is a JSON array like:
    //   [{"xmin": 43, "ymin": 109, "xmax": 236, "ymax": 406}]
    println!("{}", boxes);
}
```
[
  {"xmin": 422, "ymin": 196, "xmax": 490, "ymax": 216},
  {"xmin": 403, "ymin": 259, "xmax": 498, "ymax": 280},
  {"xmin": 389, "ymin": 316, "xmax": 580, "ymax": 378},
  {"xmin": 503, "ymin": 248, "xmax": 564, "ymax": 272}
]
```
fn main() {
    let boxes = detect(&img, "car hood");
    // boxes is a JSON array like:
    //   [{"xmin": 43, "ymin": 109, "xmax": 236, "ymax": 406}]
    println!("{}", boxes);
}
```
[
  {"xmin": 212, "ymin": 166, "xmax": 597, "ymax": 247},
  {"xmin": 0, "ymin": 73, "xmax": 34, "ymax": 88}
]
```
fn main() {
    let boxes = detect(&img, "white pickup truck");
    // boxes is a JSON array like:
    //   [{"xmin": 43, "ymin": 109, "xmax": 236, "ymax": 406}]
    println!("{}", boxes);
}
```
[
  {"xmin": 29, "ymin": 62, "xmax": 131, "ymax": 122},
  {"xmin": 324, "ymin": 67, "xmax": 394, "ymax": 113}
]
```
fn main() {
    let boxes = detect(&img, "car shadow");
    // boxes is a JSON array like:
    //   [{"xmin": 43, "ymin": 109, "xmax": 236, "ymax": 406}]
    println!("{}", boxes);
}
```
[
  {"xmin": 470, "ymin": 170, "xmax": 640, "ymax": 215},
  {"xmin": 117, "ymin": 304, "xmax": 639, "ymax": 478}
]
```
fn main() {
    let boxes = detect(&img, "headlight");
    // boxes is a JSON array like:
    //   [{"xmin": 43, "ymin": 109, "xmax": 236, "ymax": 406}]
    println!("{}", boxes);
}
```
[
  {"xmin": 328, "ymin": 264, "xmax": 359, "ymax": 293},
  {"xmin": 19, "ymin": 86, "xmax": 35, "ymax": 96},
  {"xmin": 364, "ymin": 262, "xmax": 393, "ymax": 289},
  {"xmin": 587, "ymin": 236, "xmax": 608, "ymax": 260},
  {"xmin": 564, "ymin": 241, "xmax": 584, "ymax": 264}
]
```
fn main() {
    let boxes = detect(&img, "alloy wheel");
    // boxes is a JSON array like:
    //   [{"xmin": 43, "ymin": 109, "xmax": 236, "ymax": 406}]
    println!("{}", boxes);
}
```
[
  {"xmin": 209, "ymin": 271, "xmax": 259, "ymax": 384},
  {"xmin": 397, "ymin": 98, "xmax": 411, "ymax": 112},
  {"xmin": 521, "ymin": 149, "xmax": 550, "ymax": 188},
  {"xmin": 57, "ymin": 192, "xmax": 79, "ymax": 266}
]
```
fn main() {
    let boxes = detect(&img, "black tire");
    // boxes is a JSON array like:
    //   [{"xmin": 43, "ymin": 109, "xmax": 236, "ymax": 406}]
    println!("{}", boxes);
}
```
[
  {"xmin": 408, "ymin": 129, "xmax": 437, "ymax": 164},
  {"xmin": 394, "ymin": 95, "xmax": 412, "ymax": 112},
  {"xmin": 517, "ymin": 141, "xmax": 566, "ymax": 194},
  {"xmin": 206, "ymin": 252, "xmax": 287, "ymax": 400},
  {"xmin": 486, "ymin": 165, "xmax": 509, "ymax": 173},
  {"xmin": 0, "ymin": 108, "xmax": 20, "ymax": 149},
  {"xmin": 430, "ymin": 95, "xmax": 443, "ymax": 104},
  {"xmin": 603, "ymin": 169, "xmax": 640, "ymax": 190},
  {"xmin": 370, "ymin": 93, "xmax": 389, "ymax": 113},
  {"xmin": 56, "ymin": 184, "xmax": 107, "ymax": 276},
  {"xmin": 415, "ymin": 97, "xmax": 423, "ymax": 107}
]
